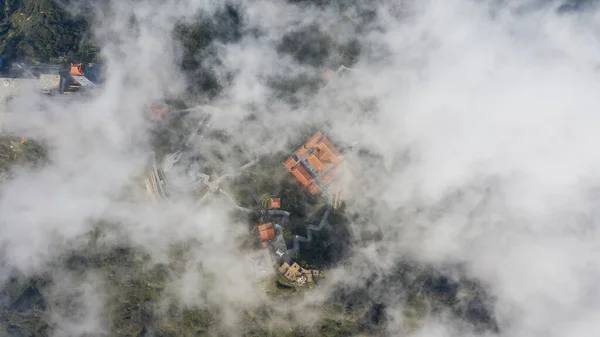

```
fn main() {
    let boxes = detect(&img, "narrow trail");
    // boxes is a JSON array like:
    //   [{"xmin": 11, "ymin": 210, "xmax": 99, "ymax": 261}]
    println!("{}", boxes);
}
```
[{"xmin": 285, "ymin": 204, "xmax": 332, "ymax": 257}]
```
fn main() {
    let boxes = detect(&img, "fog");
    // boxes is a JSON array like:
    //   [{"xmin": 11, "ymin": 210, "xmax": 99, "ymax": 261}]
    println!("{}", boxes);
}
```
[{"xmin": 2, "ymin": 0, "xmax": 600, "ymax": 336}]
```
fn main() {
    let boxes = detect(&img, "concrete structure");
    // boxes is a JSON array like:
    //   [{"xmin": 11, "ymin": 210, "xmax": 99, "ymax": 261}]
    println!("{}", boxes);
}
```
[
  {"xmin": 247, "ymin": 249, "xmax": 274, "ymax": 279},
  {"xmin": 60, "ymin": 63, "xmax": 99, "ymax": 93},
  {"xmin": 194, "ymin": 158, "xmax": 258, "ymax": 213},
  {"xmin": 1, "ymin": 62, "xmax": 100, "ymax": 99},
  {"xmin": 143, "ymin": 152, "xmax": 168, "ymax": 201},
  {"xmin": 39, "ymin": 74, "xmax": 62, "ymax": 93},
  {"xmin": 278, "ymin": 262, "xmax": 291, "ymax": 274},
  {"xmin": 279, "ymin": 262, "xmax": 320, "ymax": 284},
  {"xmin": 285, "ymin": 262, "xmax": 301, "ymax": 281},
  {"xmin": 0, "ymin": 75, "xmax": 60, "ymax": 102},
  {"xmin": 71, "ymin": 75, "xmax": 95, "ymax": 88}
]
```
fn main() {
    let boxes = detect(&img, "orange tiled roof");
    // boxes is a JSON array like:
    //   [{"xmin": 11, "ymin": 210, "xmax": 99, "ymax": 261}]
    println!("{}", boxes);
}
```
[
  {"xmin": 295, "ymin": 132, "xmax": 323, "ymax": 158},
  {"xmin": 284, "ymin": 132, "xmax": 344, "ymax": 195},
  {"xmin": 291, "ymin": 165, "xmax": 314, "ymax": 187},
  {"xmin": 307, "ymin": 153, "xmax": 326, "ymax": 172},
  {"xmin": 259, "ymin": 222, "xmax": 276, "ymax": 245},
  {"xmin": 320, "ymin": 137, "xmax": 341, "ymax": 157},
  {"xmin": 70, "ymin": 63, "xmax": 84, "ymax": 76},
  {"xmin": 258, "ymin": 223, "xmax": 273, "ymax": 232},
  {"xmin": 306, "ymin": 132, "xmax": 324, "ymax": 148},
  {"xmin": 307, "ymin": 183, "xmax": 320, "ymax": 194},
  {"xmin": 316, "ymin": 143, "xmax": 339, "ymax": 164},
  {"xmin": 269, "ymin": 197, "xmax": 281, "ymax": 209},
  {"xmin": 309, "ymin": 137, "xmax": 342, "ymax": 171},
  {"xmin": 283, "ymin": 157, "xmax": 297, "ymax": 170},
  {"xmin": 259, "ymin": 228, "xmax": 276, "ymax": 241}
]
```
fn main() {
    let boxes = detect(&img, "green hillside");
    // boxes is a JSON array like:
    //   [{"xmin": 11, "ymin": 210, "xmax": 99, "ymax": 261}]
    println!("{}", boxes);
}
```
[{"xmin": 0, "ymin": 0, "xmax": 97, "ymax": 66}]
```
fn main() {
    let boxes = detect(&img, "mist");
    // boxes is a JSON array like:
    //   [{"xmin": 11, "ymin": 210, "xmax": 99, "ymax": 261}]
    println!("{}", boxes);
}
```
[{"xmin": 1, "ymin": 0, "xmax": 600, "ymax": 336}]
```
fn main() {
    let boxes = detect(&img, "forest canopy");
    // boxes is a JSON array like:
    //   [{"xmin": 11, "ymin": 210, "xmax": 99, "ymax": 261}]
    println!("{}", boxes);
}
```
[{"xmin": 0, "ymin": 0, "xmax": 98, "ymax": 67}]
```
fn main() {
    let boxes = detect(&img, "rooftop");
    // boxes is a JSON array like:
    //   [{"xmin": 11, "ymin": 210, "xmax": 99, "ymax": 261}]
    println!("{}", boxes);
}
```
[
  {"xmin": 269, "ymin": 197, "xmax": 281, "ymax": 209},
  {"xmin": 279, "ymin": 262, "xmax": 320, "ymax": 284},
  {"xmin": 0, "ymin": 76, "xmax": 61, "ymax": 102},
  {"xmin": 70, "ymin": 63, "xmax": 84, "ymax": 76},
  {"xmin": 258, "ymin": 223, "xmax": 276, "ymax": 248},
  {"xmin": 283, "ymin": 132, "xmax": 344, "ymax": 195}
]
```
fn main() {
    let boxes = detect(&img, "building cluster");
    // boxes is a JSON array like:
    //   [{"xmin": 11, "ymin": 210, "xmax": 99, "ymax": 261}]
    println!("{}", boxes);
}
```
[
  {"xmin": 142, "ymin": 125, "xmax": 345, "ymax": 289},
  {"xmin": 144, "ymin": 152, "xmax": 169, "ymax": 201},
  {"xmin": 254, "ymin": 194, "xmax": 327, "ymax": 286},
  {"xmin": 248, "ymin": 132, "xmax": 346, "ymax": 286},
  {"xmin": 0, "ymin": 62, "xmax": 100, "ymax": 104},
  {"xmin": 64, "ymin": 63, "xmax": 97, "ymax": 91},
  {"xmin": 283, "ymin": 132, "xmax": 344, "ymax": 195},
  {"xmin": 278, "ymin": 262, "xmax": 320, "ymax": 285},
  {"xmin": 256, "ymin": 195, "xmax": 282, "ymax": 247}
]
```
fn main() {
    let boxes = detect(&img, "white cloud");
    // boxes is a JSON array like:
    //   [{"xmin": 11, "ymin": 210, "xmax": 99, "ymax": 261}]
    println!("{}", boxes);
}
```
[{"xmin": 3, "ymin": 0, "xmax": 600, "ymax": 335}]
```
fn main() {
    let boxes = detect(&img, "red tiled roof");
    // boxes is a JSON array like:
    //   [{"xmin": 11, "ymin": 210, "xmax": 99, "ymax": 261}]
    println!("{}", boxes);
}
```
[
  {"xmin": 285, "ymin": 132, "xmax": 344, "ymax": 195},
  {"xmin": 295, "ymin": 132, "xmax": 323, "ymax": 158},
  {"xmin": 320, "ymin": 137, "xmax": 341, "ymax": 157},
  {"xmin": 259, "ymin": 228, "xmax": 276, "ymax": 241},
  {"xmin": 307, "ymin": 183, "xmax": 320, "ymax": 194},
  {"xmin": 307, "ymin": 154, "xmax": 326, "ymax": 172},
  {"xmin": 270, "ymin": 197, "xmax": 281, "ymax": 209},
  {"xmin": 306, "ymin": 132, "xmax": 324, "ymax": 148},
  {"xmin": 283, "ymin": 157, "xmax": 297, "ymax": 170},
  {"xmin": 259, "ymin": 222, "xmax": 276, "ymax": 243},
  {"xmin": 70, "ymin": 63, "xmax": 84, "ymax": 76},
  {"xmin": 291, "ymin": 165, "xmax": 314, "ymax": 187},
  {"xmin": 258, "ymin": 223, "xmax": 273, "ymax": 232},
  {"xmin": 321, "ymin": 165, "xmax": 341, "ymax": 184}
]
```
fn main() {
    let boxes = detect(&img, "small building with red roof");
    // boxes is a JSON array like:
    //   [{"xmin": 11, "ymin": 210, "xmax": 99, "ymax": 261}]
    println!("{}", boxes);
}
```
[{"xmin": 258, "ymin": 223, "xmax": 276, "ymax": 248}]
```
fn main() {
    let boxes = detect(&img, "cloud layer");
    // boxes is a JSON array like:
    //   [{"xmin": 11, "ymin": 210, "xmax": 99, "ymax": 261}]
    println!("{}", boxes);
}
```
[{"xmin": 2, "ymin": 0, "xmax": 600, "ymax": 336}]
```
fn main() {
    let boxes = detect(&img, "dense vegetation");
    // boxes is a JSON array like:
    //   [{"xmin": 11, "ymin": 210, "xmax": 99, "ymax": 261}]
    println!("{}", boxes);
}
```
[
  {"xmin": 0, "ymin": 126, "xmax": 497, "ymax": 336},
  {"xmin": 0, "ymin": 1, "xmax": 500, "ymax": 336},
  {"xmin": 1, "ymin": 242, "xmax": 496, "ymax": 336},
  {"xmin": 0, "ymin": 0, "xmax": 98, "ymax": 67},
  {"xmin": 0, "ymin": 135, "xmax": 47, "ymax": 181},
  {"xmin": 173, "ymin": 4, "xmax": 243, "ymax": 99}
]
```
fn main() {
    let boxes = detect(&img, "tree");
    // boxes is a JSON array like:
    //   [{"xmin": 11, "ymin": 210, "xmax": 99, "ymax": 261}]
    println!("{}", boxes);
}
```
[{"xmin": 0, "ymin": 0, "xmax": 97, "ymax": 65}]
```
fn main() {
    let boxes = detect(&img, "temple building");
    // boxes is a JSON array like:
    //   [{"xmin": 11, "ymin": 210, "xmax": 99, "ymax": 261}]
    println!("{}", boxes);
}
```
[{"xmin": 283, "ymin": 132, "xmax": 344, "ymax": 195}]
